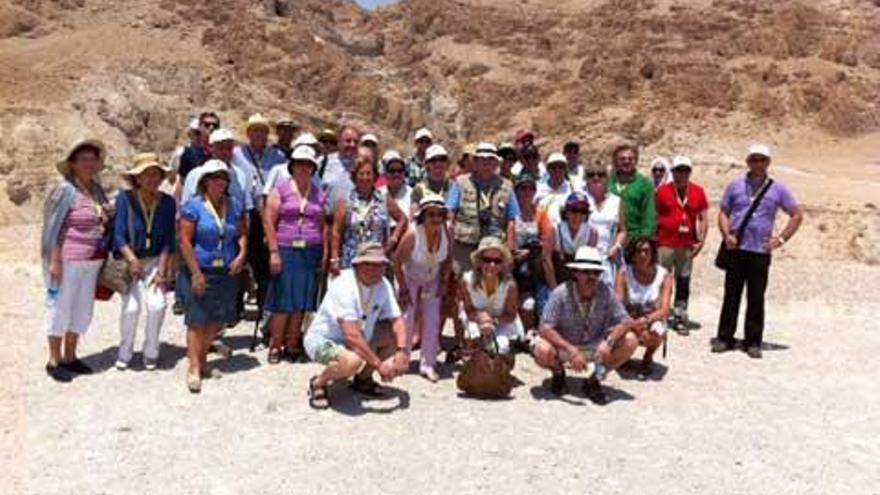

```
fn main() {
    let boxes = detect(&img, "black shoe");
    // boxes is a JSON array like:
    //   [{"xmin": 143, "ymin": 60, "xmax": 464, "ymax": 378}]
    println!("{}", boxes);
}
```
[
  {"xmin": 445, "ymin": 346, "xmax": 463, "ymax": 365},
  {"xmin": 745, "ymin": 345, "xmax": 763, "ymax": 359},
  {"xmin": 710, "ymin": 338, "xmax": 734, "ymax": 353},
  {"xmin": 511, "ymin": 338, "xmax": 532, "ymax": 354},
  {"xmin": 45, "ymin": 363, "xmax": 73, "ymax": 383},
  {"xmin": 549, "ymin": 371, "xmax": 566, "ymax": 396},
  {"xmin": 582, "ymin": 376, "xmax": 608, "ymax": 405},
  {"xmin": 636, "ymin": 360, "xmax": 654, "ymax": 381},
  {"xmin": 61, "ymin": 359, "xmax": 93, "ymax": 375},
  {"xmin": 350, "ymin": 376, "xmax": 386, "ymax": 398},
  {"xmin": 172, "ymin": 300, "xmax": 184, "ymax": 315}
]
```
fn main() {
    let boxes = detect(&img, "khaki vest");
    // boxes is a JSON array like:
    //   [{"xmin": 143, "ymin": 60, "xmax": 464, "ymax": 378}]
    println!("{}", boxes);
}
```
[{"xmin": 453, "ymin": 175, "xmax": 513, "ymax": 245}]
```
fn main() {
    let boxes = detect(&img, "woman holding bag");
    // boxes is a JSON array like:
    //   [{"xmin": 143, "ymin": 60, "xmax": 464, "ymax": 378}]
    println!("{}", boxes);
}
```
[
  {"xmin": 112, "ymin": 153, "xmax": 176, "ymax": 371},
  {"xmin": 40, "ymin": 138, "xmax": 114, "ymax": 382}
]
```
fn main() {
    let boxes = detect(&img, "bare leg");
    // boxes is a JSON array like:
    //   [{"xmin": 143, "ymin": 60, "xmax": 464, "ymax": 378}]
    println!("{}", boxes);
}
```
[
  {"xmin": 61, "ymin": 332, "xmax": 79, "ymax": 363},
  {"xmin": 284, "ymin": 312, "xmax": 305, "ymax": 353},
  {"xmin": 641, "ymin": 332, "xmax": 663, "ymax": 364},
  {"xmin": 201, "ymin": 324, "xmax": 222, "ymax": 371},
  {"xmin": 314, "ymin": 350, "xmax": 364, "ymax": 387},
  {"xmin": 47, "ymin": 336, "xmax": 63, "ymax": 366},
  {"xmin": 186, "ymin": 327, "xmax": 203, "ymax": 376},
  {"xmin": 268, "ymin": 313, "xmax": 290, "ymax": 353},
  {"xmin": 533, "ymin": 339, "xmax": 563, "ymax": 373},
  {"xmin": 597, "ymin": 331, "xmax": 640, "ymax": 371}
]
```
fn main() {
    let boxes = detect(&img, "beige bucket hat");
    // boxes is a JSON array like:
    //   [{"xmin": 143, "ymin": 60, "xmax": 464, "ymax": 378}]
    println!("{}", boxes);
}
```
[
  {"xmin": 56, "ymin": 138, "xmax": 106, "ymax": 176},
  {"xmin": 352, "ymin": 241, "xmax": 389, "ymax": 265},
  {"xmin": 123, "ymin": 152, "xmax": 171, "ymax": 179},
  {"xmin": 470, "ymin": 236, "xmax": 513, "ymax": 268}
]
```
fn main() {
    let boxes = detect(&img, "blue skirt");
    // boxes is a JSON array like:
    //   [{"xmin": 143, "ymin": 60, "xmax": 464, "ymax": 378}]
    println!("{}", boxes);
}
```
[
  {"xmin": 265, "ymin": 245, "xmax": 322, "ymax": 313},
  {"xmin": 182, "ymin": 268, "xmax": 239, "ymax": 327}
]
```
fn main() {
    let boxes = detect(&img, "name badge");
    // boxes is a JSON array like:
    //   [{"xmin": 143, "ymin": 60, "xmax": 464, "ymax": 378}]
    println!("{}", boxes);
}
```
[
  {"xmin": 212, "ymin": 259, "xmax": 225, "ymax": 268},
  {"xmin": 678, "ymin": 224, "xmax": 691, "ymax": 234},
  {"xmin": 292, "ymin": 240, "xmax": 306, "ymax": 249}
]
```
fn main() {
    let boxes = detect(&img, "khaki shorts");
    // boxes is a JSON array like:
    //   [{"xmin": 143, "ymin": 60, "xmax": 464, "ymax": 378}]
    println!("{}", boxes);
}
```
[
  {"xmin": 304, "ymin": 320, "xmax": 394, "ymax": 365},
  {"xmin": 658, "ymin": 247, "xmax": 693, "ymax": 278},
  {"xmin": 532, "ymin": 336, "xmax": 596, "ymax": 363}
]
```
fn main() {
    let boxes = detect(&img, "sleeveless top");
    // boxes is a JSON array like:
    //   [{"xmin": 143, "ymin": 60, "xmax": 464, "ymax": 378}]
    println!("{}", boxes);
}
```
[
  {"xmin": 587, "ymin": 193, "xmax": 621, "ymax": 255},
  {"xmin": 463, "ymin": 271, "xmax": 513, "ymax": 317},
  {"xmin": 341, "ymin": 188, "xmax": 390, "ymax": 268},
  {"xmin": 276, "ymin": 178, "xmax": 327, "ymax": 247},
  {"xmin": 406, "ymin": 225, "xmax": 449, "ymax": 283},
  {"xmin": 555, "ymin": 221, "xmax": 594, "ymax": 255},
  {"xmin": 624, "ymin": 265, "xmax": 667, "ymax": 317},
  {"xmin": 514, "ymin": 215, "xmax": 539, "ymax": 248}
]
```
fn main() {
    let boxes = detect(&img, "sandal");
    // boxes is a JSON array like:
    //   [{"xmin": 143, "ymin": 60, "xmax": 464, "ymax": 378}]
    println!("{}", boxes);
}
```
[
  {"xmin": 186, "ymin": 373, "xmax": 202, "ymax": 394},
  {"xmin": 267, "ymin": 348, "xmax": 281, "ymax": 365},
  {"xmin": 350, "ymin": 375, "xmax": 386, "ymax": 398},
  {"xmin": 308, "ymin": 376, "xmax": 330, "ymax": 410}
]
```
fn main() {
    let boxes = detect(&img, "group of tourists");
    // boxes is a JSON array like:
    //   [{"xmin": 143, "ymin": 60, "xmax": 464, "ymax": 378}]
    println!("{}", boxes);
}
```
[{"xmin": 40, "ymin": 112, "xmax": 803, "ymax": 408}]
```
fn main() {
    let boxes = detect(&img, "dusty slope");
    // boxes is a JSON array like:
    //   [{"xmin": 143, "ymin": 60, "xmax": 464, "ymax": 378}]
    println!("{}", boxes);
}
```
[{"xmin": 1, "ymin": 0, "xmax": 879, "ymax": 225}]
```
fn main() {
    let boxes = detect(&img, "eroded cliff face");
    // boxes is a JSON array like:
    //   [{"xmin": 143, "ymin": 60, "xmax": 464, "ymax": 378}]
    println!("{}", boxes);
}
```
[{"xmin": 0, "ymin": 0, "xmax": 878, "ymax": 224}]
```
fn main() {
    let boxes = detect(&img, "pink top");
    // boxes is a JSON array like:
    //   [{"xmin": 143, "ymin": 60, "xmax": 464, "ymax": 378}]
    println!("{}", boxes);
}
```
[
  {"xmin": 275, "ymin": 179, "xmax": 326, "ymax": 247},
  {"xmin": 60, "ymin": 190, "xmax": 106, "ymax": 261}
]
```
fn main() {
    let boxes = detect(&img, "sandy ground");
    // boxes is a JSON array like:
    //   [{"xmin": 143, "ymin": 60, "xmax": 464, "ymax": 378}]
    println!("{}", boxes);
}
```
[{"xmin": 1, "ymin": 216, "xmax": 879, "ymax": 495}]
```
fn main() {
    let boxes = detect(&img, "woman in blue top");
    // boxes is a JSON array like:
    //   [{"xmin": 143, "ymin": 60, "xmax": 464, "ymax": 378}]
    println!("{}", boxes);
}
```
[
  {"xmin": 179, "ymin": 160, "xmax": 248, "ymax": 393},
  {"xmin": 113, "ymin": 153, "xmax": 177, "ymax": 371}
]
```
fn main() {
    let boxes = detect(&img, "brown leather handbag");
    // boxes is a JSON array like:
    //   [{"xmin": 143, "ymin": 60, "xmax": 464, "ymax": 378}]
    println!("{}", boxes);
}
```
[{"xmin": 456, "ymin": 334, "xmax": 515, "ymax": 398}]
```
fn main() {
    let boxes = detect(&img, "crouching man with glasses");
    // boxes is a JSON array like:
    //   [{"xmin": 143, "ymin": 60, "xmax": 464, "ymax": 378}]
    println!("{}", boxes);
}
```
[{"xmin": 532, "ymin": 246, "xmax": 639, "ymax": 404}]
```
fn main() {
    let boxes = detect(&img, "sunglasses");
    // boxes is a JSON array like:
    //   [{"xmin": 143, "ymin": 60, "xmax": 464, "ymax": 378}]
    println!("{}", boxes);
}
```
[
  {"xmin": 651, "ymin": 168, "xmax": 666, "ymax": 174},
  {"xmin": 586, "ymin": 171, "xmax": 607, "ymax": 179},
  {"xmin": 481, "ymin": 257, "xmax": 504, "ymax": 265},
  {"xmin": 202, "ymin": 121, "xmax": 220, "ymax": 129}
]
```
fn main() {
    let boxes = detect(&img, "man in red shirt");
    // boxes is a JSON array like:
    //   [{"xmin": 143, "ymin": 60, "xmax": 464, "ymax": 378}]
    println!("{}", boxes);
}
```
[{"xmin": 655, "ymin": 155, "xmax": 708, "ymax": 335}]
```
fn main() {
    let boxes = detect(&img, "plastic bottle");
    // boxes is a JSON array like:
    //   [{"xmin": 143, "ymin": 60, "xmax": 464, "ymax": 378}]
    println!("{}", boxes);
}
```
[{"xmin": 593, "ymin": 355, "xmax": 607, "ymax": 382}]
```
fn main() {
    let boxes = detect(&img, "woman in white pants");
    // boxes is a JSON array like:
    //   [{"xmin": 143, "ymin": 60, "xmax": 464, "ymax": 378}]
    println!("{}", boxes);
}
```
[{"xmin": 112, "ymin": 153, "xmax": 176, "ymax": 370}]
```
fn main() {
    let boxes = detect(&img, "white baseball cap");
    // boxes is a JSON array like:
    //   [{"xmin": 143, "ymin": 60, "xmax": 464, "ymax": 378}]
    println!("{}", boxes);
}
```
[
  {"xmin": 293, "ymin": 132, "xmax": 318, "ymax": 148},
  {"xmin": 671, "ymin": 155, "xmax": 693, "ymax": 170},
  {"xmin": 290, "ymin": 145, "xmax": 318, "ymax": 166},
  {"xmin": 546, "ymin": 152, "xmax": 567, "ymax": 166},
  {"xmin": 360, "ymin": 133, "xmax": 379, "ymax": 146},
  {"xmin": 474, "ymin": 142, "xmax": 500, "ymax": 161},
  {"xmin": 425, "ymin": 144, "xmax": 449, "ymax": 162},
  {"xmin": 209, "ymin": 128, "xmax": 236, "ymax": 144},
  {"xmin": 414, "ymin": 127, "xmax": 433, "ymax": 141},
  {"xmin": 747, "ymin": 144, "xmax": 771, "ymax": 159},
  {"xmin": 381, "ymin": 150, "xmax": 404, "ymax": 167},
  {"xmin": 199, "ymin": 159, "xmax": 231, "ymax": 178}
]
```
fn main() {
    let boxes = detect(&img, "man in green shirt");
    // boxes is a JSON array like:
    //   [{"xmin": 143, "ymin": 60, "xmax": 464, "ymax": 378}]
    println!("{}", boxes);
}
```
[{"xmin": 608, "ymin": 144, "xmax": 656, "ymax": 241}]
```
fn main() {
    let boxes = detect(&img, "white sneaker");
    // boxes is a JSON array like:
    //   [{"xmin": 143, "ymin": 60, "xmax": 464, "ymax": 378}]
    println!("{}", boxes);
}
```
[
  {"xmin": 420, "ymin": 366, "xmax": 439, "ymax": 383},
  {"xmin": 144, "ymin": 358, "xmax": 158, "ymax": 371},
  {"xmin": 115, "ymin": 360, "xmax": 128, "ymax": 371}
]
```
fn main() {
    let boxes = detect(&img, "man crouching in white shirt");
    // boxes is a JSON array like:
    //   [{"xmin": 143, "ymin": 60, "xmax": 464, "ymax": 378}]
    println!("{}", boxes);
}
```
[{"xmin": 304, "ymin": 241, "xmax": 410, "ymax": 409}]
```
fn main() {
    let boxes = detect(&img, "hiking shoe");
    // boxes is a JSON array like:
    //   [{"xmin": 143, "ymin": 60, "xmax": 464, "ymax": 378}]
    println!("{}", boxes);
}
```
[
  {"xmin": 351, "ymin": 376, "xmax": 386, "ymax": 397},
  {"xmin": 172, "ymin": 300, "xmax": 184, "ymax": 315},
  {"xmin": 746, "ymin": 345, "xmax": 763, "ymax": 359},
  {"xmin": 115, "ymin": 360, "xmax": 129, "ymax": 371},
  {"xmin": 144, "ymin": 358, "xmax": 158, "ymax": 371},
  {"xmin": 419, "ymin": 366, "xmax": 440, "ymax": 383},
  {"xmin": 549, "ymin": 371, "xmax": 566, "ymax": 396},
  {"xmin": 61, "ymin": 359, "xmax": 93, "ymax": 375},
  {"xmin": 46, "ymin": 363, "xmax": 73, "ymax": 383},
  {"xmin": 583, "ymin": 376, "xmax": 608, "ymax": 405},
  {"xmin": 710, "ymin": 338, "xmax": 734, "ymax": 353}
]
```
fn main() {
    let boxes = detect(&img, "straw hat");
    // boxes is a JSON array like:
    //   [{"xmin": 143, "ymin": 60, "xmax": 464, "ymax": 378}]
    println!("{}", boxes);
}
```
[
  {"xmin": 470, "ymin": 236, "xmax": 513, "ymax": 268},
  {"xmin": 122, "ymin": 152, "xmax": 171, "ymax": 180},
  {"xmin": 351, "ymin": 241, "xmax": 389, "ymax": 265},
  {"xmin": 416, "ymin": 193, "xmax": 447, "ymax": 222},
  {"xmin": 244, "ymin": 113, "xmax": 272, "ymax": 134},
  {"xmin": 565, "ymin": 246, "xmax": 605, "ymax": 272},
  {"xmin": 56, "ymin": 138, "xmax": 106, "ymax": 176}
]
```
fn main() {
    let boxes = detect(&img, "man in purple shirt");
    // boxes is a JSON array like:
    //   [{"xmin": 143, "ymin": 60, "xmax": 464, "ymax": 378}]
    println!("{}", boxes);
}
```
[{"xmin": 712, "ymin": 144, "xmax": 803, "ymax": 358}]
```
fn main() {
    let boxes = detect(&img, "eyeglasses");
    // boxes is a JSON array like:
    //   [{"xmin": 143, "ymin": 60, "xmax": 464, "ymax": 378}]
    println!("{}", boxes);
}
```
[
  {"xmin": 585, "ymin": 171, "xmax": 607, "ymax": 179},
  {"xmin": 481, "ymin": 257, "xmax": 504, "ymax": 265}
]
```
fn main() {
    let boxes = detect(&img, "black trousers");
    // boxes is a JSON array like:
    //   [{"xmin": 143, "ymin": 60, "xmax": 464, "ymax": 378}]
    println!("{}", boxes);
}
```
[
  {"xmin": 247, "ymin": 210, "xmax": 269, "ymax": 311},
  {"xmin": 716, "ymin": 250, "xmax": 771, "ymax": 347}
]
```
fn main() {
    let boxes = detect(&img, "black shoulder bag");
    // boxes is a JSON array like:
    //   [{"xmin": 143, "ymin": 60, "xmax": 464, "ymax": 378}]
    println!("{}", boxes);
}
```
[{"xmin": 715, "ymin": 178, "xmax": 773, "ymax": 270}]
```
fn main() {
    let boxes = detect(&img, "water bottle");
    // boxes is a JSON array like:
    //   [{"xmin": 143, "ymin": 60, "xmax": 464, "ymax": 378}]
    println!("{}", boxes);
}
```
[
  {"xmin": 593, "ymin": 355, "xmax": 607, "ymax": 382},
  {"xmin": 45, "ymin": 285, "xmax": 59, "ymax": 309}
]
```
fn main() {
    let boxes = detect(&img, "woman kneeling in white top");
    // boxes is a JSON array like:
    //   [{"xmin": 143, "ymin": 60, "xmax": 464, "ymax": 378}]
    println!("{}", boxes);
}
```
[
  {"xmin": 459, "ymin": 237, "xmax": 525, "ymax": 357},
  {"xmin": 615, "ymin": 237, "xmax": 673, "ymax": 380}
]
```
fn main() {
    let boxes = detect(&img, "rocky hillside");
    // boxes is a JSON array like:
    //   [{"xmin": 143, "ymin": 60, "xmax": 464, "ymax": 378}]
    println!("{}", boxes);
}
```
[{"xmin": 0, "ymin": 0, "xmax": 879, "ymax": 224}]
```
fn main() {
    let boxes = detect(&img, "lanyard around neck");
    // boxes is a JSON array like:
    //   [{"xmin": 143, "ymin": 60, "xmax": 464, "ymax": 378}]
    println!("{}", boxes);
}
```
[
  {"xmin": 291, "ymin": 178, "xmax": 312, "ymax": 227},
  {"xmin": 204, "ymin": 197, "xmax": 227, "ymax": 244},
  {"xmin": 137, "ymin": 191, "xmax": 158, "ymax": 246}
]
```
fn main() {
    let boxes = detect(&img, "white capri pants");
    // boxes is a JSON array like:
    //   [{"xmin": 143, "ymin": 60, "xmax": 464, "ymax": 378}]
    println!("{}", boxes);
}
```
[
  {"xmin": 462, "ymin": 313, "xmax": 525, "ymax": 355},
  {"xmin": 118, "ymin": 257, "xmax": 168, "ymax": 363},
  {"xmin": 44, "ymin": 259, "xmax": 103, "ymax": 337}
]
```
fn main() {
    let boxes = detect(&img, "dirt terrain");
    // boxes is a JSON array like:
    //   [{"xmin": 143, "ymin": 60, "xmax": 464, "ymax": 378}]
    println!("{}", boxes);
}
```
[{"xmin": 1, "ymin": 1, "xmax": 880, "ymax": 493}]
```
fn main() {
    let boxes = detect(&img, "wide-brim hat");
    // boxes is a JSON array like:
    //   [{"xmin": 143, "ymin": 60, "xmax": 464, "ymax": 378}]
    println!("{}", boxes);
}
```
[
  {"xmin": 473, "ymin": 142, "xmax": 500, "ymax": 161},
  {"xmin": 470, "ymin": 236, "xmax": 513, "ymax": 268},
  {"xmin": 196, "ymin": 159, "xmax": 231, "ymax": 188},
  {"xmin": 417, "ymin": 193, "xmax": 448, "ymax": 220},
  {"xmin": 566, "ymin": 246, "xmax": 605, "ymax": 272},
  {"xmin": 56, "ymin": 138, "xmax": 107, "ymax": 176},
  {"xmin": 289, "ymin": 145, "xmax": 319, "ymax": 170},
  {"xmin": 122, "ymin": 152, "xmax": 171, "ymax": 179},
  {"xmin": 244, "ymin": 113, "xmax": 272, "ymax": 134},
  {"xmin": 351, "ymin": 241, "xmax": 389, "ymax": 265}
]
